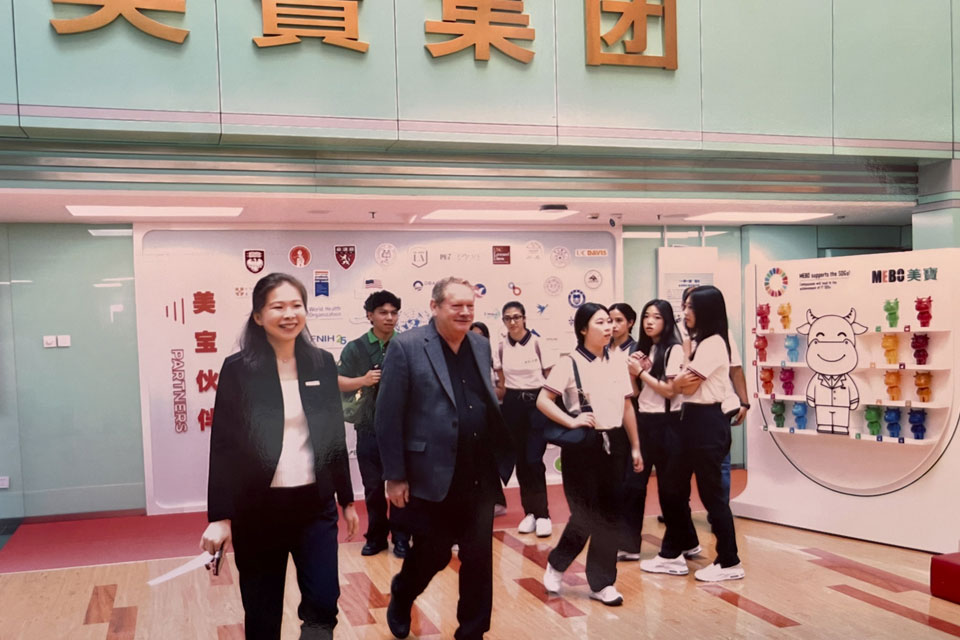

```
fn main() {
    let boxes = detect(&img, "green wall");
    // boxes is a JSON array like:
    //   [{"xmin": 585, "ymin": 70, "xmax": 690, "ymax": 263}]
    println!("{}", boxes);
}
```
[{"xmin": 0, "ymin": 224, "xmax": 143, "ymax": 519}]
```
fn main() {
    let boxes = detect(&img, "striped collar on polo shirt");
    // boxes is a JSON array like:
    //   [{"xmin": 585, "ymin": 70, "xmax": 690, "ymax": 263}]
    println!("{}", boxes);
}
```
[
  {"xmin": 508, "ymin": 330, "xmax": 533, "ymax": 346},
  {"xmin": 576, "ymin": 344, "xmax": 609, "ymax": 361},
  {"xmin": 617, "ymin": 336, "xmax": 636, "ymax": 352}
]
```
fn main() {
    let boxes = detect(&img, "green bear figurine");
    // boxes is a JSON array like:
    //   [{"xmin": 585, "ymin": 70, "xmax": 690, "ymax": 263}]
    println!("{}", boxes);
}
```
[
  {"xmin": 864, "ymin": 405, "xmax": 883, "ymax": 436},
  {"xmin": 771, "ymin": 400, "xmax": 787, "ymax": 429}
]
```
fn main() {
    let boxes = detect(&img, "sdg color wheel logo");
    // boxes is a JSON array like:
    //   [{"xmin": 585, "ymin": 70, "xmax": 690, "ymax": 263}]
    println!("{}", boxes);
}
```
[{"xmin": 764, "ymin": 267, "xmax": 789, "ymax": 297}]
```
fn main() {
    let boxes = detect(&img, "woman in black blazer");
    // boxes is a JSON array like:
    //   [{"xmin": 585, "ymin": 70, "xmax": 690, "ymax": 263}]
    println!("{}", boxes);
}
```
[{"xmin": 200, "ymin": 273, "xmax": 359, "ymax": 640}]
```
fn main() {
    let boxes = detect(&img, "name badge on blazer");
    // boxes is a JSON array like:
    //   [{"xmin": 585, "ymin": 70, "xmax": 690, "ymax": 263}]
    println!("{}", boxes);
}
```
[{"xmin": 305, "ymin": 380, "xmax": 320, "ymax": 387}]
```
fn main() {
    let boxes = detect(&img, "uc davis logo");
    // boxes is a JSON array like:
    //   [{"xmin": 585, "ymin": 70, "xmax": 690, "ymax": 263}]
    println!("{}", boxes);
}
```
[{"xmin": 764, "ymin": 267, "xmax": 788, "ymax": 298}]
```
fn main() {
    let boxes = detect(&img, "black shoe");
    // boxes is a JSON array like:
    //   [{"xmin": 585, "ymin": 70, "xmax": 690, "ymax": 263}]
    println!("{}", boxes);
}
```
[
  {"xmin": 386, "ymin": 577, "xmax": 411, "ymax": 639},
  {"xmin": 361, "ymin": 540, "xmax": 388, "ymax": 556},
  {"xmin": 393, "ymin": 538, "xmax": 410, "ymax": 558},
  {"xmin": 657, "ymin": 515, "xmax": 665, "ymax": 523}
]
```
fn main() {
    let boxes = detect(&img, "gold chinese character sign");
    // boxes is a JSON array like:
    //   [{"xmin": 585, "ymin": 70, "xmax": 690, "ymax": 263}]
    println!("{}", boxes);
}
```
[
  {"xmin": 50, "ymin": 0, "xmax": 189, "ymax": 44},
  {"xmin": 585, "ymin": 0, "xmax": 677, "ymax": 69},
  {"xmin": 255, "ymin": 0, "xmax": 369, "ymax": 51},
  {"xmin": 425, "ymin": 0, "xmax": 535, "ymax": 64}
]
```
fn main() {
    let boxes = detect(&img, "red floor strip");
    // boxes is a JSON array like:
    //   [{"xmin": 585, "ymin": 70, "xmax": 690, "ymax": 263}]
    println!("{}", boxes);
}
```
[
  {"xmin": 804, "ymin": 548, "xmax": 930, "ymax": 594},
  {"xmin": 83, "ymin": 584, "xmax": 117, "ymax": 625},
  {"xmin": 830, "ymin": 584, "xmax": 960, "ymax": 637},
  {"xmin": 106, "ymin": 606, "xmax": 137, "ymax": 640},
  {"xmin": 515, "ymin": 577, "xmax": 586, "ymax": 618},
  {"xmin": 699, "ymin": 584, "xmax": 800, "ymax": 628},
  {"xmin": 493, "ymin": 530, "xmax": 587, "ymax": 586}
]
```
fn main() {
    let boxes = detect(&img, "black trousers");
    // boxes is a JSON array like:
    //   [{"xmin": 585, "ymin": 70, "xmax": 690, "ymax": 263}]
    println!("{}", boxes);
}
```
[
  {"xmin": 659, "ymin": 403, "xmax": 740, "ymax": 568},
  {"xmin": 231, "ymin": 484, "xmax": 340, "ymax": 640},
  {"xmin": 548, "ymin": 428, "xmax": 628, "ymax": 592},
  {"xmin": 501, "ymin": 389, "xmax": 549, "ymax": 518},
  {"xmin": 355, "ymin": 428, "xmax": 410, "ymax": 546},
  {"xmin": 620, "ymin": 411, "xmax": 699, "ymax": 554},
  {"xmin": 392, "ymin": 480, "xmax": 497, "ymax": 640}
]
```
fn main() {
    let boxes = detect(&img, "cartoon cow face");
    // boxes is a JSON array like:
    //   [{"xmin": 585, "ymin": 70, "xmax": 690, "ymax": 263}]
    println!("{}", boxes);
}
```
[{"xmin": 796, "ymin": 308, "xmax": 867, "ymax": 376}]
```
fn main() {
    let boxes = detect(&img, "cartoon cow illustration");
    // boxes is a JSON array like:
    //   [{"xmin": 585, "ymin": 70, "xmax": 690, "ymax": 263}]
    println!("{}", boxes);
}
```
[{"xmin": 796, "ymin": 308, "xmax": 867, "ymax": 435}]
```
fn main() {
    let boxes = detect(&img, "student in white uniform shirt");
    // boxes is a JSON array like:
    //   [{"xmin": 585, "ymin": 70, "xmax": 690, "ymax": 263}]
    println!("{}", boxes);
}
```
[
  {"xmin": 201, "ymin": 273, "xmax": 360, "ymax": 639},
  {"xmin": 619, "ymin": 300, "xmax": 700, "ymax": 562},
  {"xmin": 494, "ymin": 302, "xmax": 555, "ymax": 537},
  {"xmin": 536, "ymin": 303, "xmax": 643, "ymax": 606},
  {"xmin": 608, "ymin": 302, "xmax": 638, "ymax": 360},
  {"xmin": 643, "ymin": 286, "xmax": 744, "ymax": 582}
]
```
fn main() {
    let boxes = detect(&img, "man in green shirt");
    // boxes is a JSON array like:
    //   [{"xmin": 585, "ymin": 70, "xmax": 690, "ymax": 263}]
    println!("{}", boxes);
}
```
[{"xmin": 338, "ymin": 290, "xmax": 410, "ymax": 558}]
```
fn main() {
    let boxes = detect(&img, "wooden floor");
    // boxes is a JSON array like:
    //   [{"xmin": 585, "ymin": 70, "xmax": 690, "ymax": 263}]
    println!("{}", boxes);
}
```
[{"xmin": 1, "ymin": 513, "xmax": 958, "ymax": 640}]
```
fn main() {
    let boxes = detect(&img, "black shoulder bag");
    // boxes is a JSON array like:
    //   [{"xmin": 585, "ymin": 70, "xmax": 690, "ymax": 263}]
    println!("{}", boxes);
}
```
[{"xmin": 536, "ymin": 356, "xmax": 598, "ymax": 449}]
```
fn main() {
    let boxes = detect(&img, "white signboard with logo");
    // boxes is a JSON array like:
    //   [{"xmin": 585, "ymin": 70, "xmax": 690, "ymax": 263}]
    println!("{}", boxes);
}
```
[
  {"xmin": 736, "ymin": 249, "xmax": 959, "ymax": 552},
  {"xmin": 134, "ymin": 226, "xmax": 618, "ymax": 514}
]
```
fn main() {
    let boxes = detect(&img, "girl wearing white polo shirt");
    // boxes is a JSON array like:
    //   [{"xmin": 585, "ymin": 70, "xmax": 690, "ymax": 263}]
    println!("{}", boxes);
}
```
[
  {"xmin": 619, "ymin": 299, "xmax": 700, "ymax": 562},
  {"xmin": 642, "ymin": 286, "xmax": 744, "ymax": 582},
  {"xmin": 494, "ymin": 301, "xmax": 555, "ymax": 537},
  {"xmin": 536, "ymin": 303, "xmax": 642, "ymax": 606}
]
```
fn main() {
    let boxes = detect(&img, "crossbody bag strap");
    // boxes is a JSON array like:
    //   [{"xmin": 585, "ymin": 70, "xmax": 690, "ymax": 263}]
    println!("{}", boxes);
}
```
[
  {"xmin": 662, "ymin": 344, "xmax": 674, "ymax": 414},
  {"xmin": 569, "ymin": 355, "xmax": 591, "ymax": 411}
]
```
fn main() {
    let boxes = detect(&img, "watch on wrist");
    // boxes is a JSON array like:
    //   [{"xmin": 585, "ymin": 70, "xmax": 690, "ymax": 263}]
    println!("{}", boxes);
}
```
[{"xmin": 740, "ymin": 402, "xmax": 751, "ymax": 409}]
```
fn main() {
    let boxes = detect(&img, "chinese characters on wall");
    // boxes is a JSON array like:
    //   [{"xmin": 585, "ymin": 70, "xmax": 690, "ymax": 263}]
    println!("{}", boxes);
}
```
[{"xmin": 49, "ymin": 0, "xmax": 678, "ymax": 69}]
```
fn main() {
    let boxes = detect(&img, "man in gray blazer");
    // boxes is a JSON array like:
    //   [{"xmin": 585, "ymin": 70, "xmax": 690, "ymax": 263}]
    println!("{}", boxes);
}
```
[{"xmin": 376, "ymin": 277, "xmax": 514, "ymax": 640}]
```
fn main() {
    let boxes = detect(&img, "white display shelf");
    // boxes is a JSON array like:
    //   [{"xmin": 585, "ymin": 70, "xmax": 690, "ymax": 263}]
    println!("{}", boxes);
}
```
[
  {"xmin": 764, "ymin": 424, "xmax": 937, "ymax": 445},
  {"xmin": 752, "ymin": 360, "xmax": 950, "ymax": 372},
  {"xmin": 756, "ymin": 394, "xmax": 945, "ymax": 409},
  {"xmin": 756, "ymin": 394, "xmax": 808, "ymax": 403},
  {"xmin": 753, "ymin": 327, "xmax": 950, "ymax": 336}
]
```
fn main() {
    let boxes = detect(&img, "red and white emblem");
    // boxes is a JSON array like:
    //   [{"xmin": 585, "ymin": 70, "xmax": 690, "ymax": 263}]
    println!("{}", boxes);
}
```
[
  {"xmin": 335, "ymin": 245, "xmax": 356, "ymax": 270},
  {"xmin": 288, "ymin": 245, "xmax": 311, "ymax": 268}
]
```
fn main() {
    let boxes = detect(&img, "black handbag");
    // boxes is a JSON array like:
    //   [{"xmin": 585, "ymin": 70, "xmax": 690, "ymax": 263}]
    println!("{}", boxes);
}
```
[{"xmin": 536, "ymin": 356, "xmax": 597, "ymax": 449}]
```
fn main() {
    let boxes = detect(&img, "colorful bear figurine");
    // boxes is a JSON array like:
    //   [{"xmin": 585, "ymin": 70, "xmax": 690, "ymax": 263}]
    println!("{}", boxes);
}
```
[
  {"xmin": 792, "ymin": 402, "xmax": 807, "ymax": 430},
  {"xmin": 915, "ymin": 296, "xmax": 933, "ymax": 328},
  {"xmin": 864, "ymin": 405, "xmax": 883, "ymax": 436},
  {"xmin": 777, "ymin": 302, "xmax": 792, "ymax": 330},
  {"xmin": 914, "ymin": 372, "xmax": 932, "ymax": 403},
  {"xmin": 908, "ymin": 408, "xmax": 927, "ymax": 440},
  {"xmin": 760, "ymin": 367, "xmax": 775, "ymax": 395},
  {"xmin": 884, "ymin": 370, "xmax": 901, "ymax": 402},
  {"xmin": 881, "ymin": 334, "xmax": 899, "ymax": 365},
  {"xmin": 779, "ymin": 367, "xmax": 795, "ymax": 396},
  {"xmin": 911, "ymin": 333, "xmax": 929, "ymax": 365},
  {"xmin": 784, "ymin": 335, "xmax": 800, "ymax": 362},
  {"xmin": 884, "ymin": 407, "xmax": 902, "ymax": 438},
  {"xmin": 883, "ymin": 298, "xmax": 899, "ymax": 328},
  {"xmin": 754, "ymin": 335, "xmax": 768, "ymax": 362},
  {"xmin": 756, "ymin": 303, "xmax": 771, "ymax": 331},
  {"xmin": 771, "ymin": 400, "xmax": 787, "ymax": 429}
]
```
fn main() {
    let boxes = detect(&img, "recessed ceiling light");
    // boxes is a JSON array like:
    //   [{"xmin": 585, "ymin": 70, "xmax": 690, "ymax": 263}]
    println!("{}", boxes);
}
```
[
  {"xmin": 93, "ymin": 283, "xmax": 123, "ymax": 288},
  {"xmin": 423, "ymin": 209, "xmax": 579, "ymax": 221},
  {"xmin": 685, "ymin": 212, "xmax": 833, "ymax": 223},
  {"xmin": 68, "ymin": 206, "xmax": 243, "ymax": 218}
]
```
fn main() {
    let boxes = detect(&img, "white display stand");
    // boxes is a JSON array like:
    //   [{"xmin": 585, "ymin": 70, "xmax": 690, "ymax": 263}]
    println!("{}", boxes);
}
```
[
  {"xmin": 733, "ymin": 249, "xmax": 960, "ymax": 553},
  {"xmin": 133, "ymin": 225, "xmax": 619, "ymax": 514}
]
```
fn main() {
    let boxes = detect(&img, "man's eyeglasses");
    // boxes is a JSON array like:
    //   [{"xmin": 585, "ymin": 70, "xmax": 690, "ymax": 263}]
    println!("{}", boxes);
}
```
[{"xmin": 502, "ymin": 314, "xmax": 525, "ymax": 322}]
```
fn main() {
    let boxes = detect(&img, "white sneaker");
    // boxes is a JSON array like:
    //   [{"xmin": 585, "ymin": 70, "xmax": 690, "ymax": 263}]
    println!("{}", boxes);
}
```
[
  {"xmin": 695, "ymin": 562, "xmax": 745, "ymax": 582},
  {"xmin": 639, "ymin": 554, "xmax": 689, "ymax": 575},
  {"xmin": 543, "ymin": 562, "xmax": 563, "ymax": 593},
  {"xmin": 535, "ymin": 517, "xmax": 552, "ymax": 537},
  {"xmin": 683, "ymin": 544, "xmax": 702, "ymax": 558},
  {"xmin": 589, "ymin": 585, "xmax": 624, "ymax": 606},
  {"xmin": 617, "ymin": 550, "xmax": 641, "ymax": 562},
  {"xmin": 518, "ymin": 513, "xmax": 536, "ymax": 534}
]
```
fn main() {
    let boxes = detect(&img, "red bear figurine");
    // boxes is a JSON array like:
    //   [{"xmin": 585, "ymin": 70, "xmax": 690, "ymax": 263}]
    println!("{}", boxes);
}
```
[
  {"xmin": 757, "ymin": 304, "xmax": 771, "ymax": 331},
  {"xmin": 911, "ymin": 333, "xmax": 930, "ymax": 365},
  {"xmin": 754, "ymin": 335, "xmax": 768, "ymax": 362},
  {"xmin": 915, "ymin": 296, "xmax": 933, "ymax": 328},
  {"xmin": 760, "ymin": 367, "xmax": 775, "ymax": 395},
  {"xmin": 779, "ymin": 367, "xmax": 795, "ymax": 396}
]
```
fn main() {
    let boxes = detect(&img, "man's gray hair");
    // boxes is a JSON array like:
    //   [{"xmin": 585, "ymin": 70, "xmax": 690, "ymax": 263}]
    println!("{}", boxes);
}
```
[{"xmin": 431, "ymin": 277, "xmax": 473, "ymax": 304}]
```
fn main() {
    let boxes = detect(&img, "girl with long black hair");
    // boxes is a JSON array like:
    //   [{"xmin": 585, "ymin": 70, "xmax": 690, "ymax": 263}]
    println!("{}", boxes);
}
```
[
  {"xmin": 200, "ymin": 273, "xmax": 360, "ymax": 639},
  {"xmin": 618, "ymin": 299, "xmax": 700, "ymax": 562},
  {"xmin": 641, "ymin": 285, "xmax": 744, "ymax": 582}
]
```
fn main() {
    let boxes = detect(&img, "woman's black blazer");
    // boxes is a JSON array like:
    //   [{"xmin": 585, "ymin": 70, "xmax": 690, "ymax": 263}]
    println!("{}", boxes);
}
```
[{"xmin": 207, "ymin": 340, "xmax": 353, "ymax": 522}]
